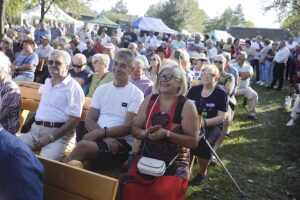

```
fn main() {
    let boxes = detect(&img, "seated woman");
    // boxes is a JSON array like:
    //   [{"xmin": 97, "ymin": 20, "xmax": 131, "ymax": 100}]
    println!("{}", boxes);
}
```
[
  {"xmin": 1, "ymin": 37, "xmax": 15, "ymax": 63},
  {"xmin": 212, "ymin": 55, "xmax": 235, "ymax": 164},
  {"xmin": 11, "ymin": 39, "xmax": 39, "ymax": 82},
  {"xmin": 87, "ymin": 53, "xmax": 113, "ymax": 97},
  {"xmin": 187, "ymin": 64, "xmax": 228, "ymax": 185},
  {"xmin": 0, "ymin": 52, "xmax": 21, "ymax": 134},
  {"xmin": 122, "ymin": 61, "xmax": 199, "ymax": 200}
]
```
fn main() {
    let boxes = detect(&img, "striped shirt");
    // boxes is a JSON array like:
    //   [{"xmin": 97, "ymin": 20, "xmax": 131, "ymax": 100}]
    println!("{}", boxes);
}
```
[{"xmin": 0, "ymin": 79, "xmax": 21, "ymax": 134}]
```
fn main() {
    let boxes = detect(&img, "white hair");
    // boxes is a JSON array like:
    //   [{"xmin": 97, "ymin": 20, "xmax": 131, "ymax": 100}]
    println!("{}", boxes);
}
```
[
  {"xmin": 49, "ymin": 49, "xmax": 71, "ymax": 66},
  {"xmin": 0, "ymin": 52, "xmax": 11, "ymax": 79}
]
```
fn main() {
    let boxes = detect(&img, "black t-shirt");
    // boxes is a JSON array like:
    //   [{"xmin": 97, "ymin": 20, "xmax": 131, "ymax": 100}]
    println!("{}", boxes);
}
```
[
  {"xmin": 121, "ymin": 32, "xmax": 137, "ymax": 48},
  {"xmin": 187, "ymin": 85, "xmax": 228, "ymax": 120}
]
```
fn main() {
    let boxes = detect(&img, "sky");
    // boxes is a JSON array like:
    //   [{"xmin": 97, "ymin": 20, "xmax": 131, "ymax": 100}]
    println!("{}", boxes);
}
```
[{"xmin": 91, "ymin": 0, "xmax": 280, "ymax": 29}]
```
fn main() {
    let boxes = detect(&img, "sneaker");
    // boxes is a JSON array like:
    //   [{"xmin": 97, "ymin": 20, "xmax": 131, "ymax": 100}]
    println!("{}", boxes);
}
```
[
  {"xmin": 259, "ymin": 81, "xmax": 265, "ymax": 86},
  {"xmin": 190, "ymin": 174, "xmax": 206, "ymax": 185},
  {"xmin": 256, "ymin": 81, "xmax": 261, "ymax": 84},
  {"xmin": 67, "ymin": 160, "xmax": 84, "ymax": 169},
  {"xmin": 286, "ymin": 119, "xmax": 296, "ymax": 127}
]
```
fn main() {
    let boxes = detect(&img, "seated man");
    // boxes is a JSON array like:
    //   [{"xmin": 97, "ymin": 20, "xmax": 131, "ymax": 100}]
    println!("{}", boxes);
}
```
[
  {"xmin": 65, "ymin": 49, "xmax": 144, "ymax": 169},
  {"xmin": 69, "ymin": 53, "xmax": 93, "ymax": 95},
  {"xmin": 0, "ymin": 124, "xmax": 44, "ymax": 200},
  {"xmin": 129, "ymin": 58, "xmax": 153, "ymax": 97},
  {"xmin": 233, "ymin": 51, "xmax": 258, "ymax": 120},
  {"xmin": 19, "ymin": 49, "xmax": 85, "ymax": 161}
]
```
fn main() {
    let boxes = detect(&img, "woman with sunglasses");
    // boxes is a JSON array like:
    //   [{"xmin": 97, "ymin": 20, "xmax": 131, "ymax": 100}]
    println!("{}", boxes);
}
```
[
  {"xmin": 122, "ymin": 60, "xmax": 199, "ymax": 200},
  {"xmin": 1, "ymin": 37, "xmax": 15, "ymax": 63},
  {"xmin": 187, "ymin": 64, "xmax": 228, "ymax": 185},
  {"xmin": 87, "ymin": 54, "xmax": 113, "ymax": 97},
  {"xmin": 146, "ymin": 54, "xmax": 161, "ymax": 82}
]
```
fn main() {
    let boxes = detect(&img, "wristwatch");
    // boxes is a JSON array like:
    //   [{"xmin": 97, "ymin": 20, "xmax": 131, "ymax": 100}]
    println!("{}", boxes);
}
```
[{"xmin": 49, "ymin": 134, "xmax": 55, "ymax": 143}]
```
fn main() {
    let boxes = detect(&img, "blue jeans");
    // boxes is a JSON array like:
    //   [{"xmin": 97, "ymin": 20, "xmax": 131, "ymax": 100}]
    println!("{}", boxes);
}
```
[
  {"xmin": 265, "ymin": 60, "xmax": 274, "ymax": 85},
  {"xmin": 259, "ymin": 62, "xmax": 266, "ymax": 82}
]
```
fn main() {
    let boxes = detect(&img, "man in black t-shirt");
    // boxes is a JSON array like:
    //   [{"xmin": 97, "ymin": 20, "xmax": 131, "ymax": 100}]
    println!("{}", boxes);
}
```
[{"xmin": 121, "ymin": 26, "xmax": 137, "ymax": 48}]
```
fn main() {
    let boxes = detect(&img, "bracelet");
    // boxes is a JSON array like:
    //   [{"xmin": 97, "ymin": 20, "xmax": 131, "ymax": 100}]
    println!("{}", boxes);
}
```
[{"xmin": 104, "ymin": 127, "xmax": 108, "ymax": 137}]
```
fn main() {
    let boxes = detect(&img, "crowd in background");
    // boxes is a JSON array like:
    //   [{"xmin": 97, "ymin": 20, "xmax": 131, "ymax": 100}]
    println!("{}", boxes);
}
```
[{"xmin": 1, "ymin": 18, "xmax": 300, "ymax": 199}]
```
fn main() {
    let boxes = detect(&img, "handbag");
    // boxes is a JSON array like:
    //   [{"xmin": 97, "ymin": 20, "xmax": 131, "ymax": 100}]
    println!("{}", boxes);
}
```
[{"xmin": 137, "ymin": 95, "xmax": 181, "ymax": 177}]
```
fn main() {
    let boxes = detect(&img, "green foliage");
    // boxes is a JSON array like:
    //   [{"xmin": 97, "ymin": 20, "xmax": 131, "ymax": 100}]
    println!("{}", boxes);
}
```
[
  {"xmin": 146, "ymin": 0, "xmax": 206, "ymax": 33},
  {"xmin": 111, "ymin": 0, "xmax": 128, "ymax": 14},
  {"xmin": 5, "ymin": 0, "xmax": 26, "ymax": 23},
  {"xmin": 282, "ymin": 13, "xmax": 300, "ymax": 35},
  {"xmin": 204, "ymin": 4, "xmax": 249, "ymax": 32},
  {"xmin": 101, "ymin": 10, "xmax": 138, "ymax": 23}
]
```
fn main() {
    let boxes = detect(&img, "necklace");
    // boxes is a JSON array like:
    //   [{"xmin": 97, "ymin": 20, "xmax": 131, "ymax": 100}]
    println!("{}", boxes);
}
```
[{"xmin": 201, "ymin": 85, "xmax": 215, "ymax": 98}]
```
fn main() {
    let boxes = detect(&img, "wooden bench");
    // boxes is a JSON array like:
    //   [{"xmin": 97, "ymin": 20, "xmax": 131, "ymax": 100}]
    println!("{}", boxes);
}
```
[{"xmin": 38, "ymin": 155, "xmax": 119, "ymax": 200}]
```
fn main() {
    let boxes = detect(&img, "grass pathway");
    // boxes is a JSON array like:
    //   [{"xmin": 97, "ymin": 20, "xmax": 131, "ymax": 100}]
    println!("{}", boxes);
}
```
[{"xmin": 186, "ymin": 83, "xmax": 300, "ymax": 200}]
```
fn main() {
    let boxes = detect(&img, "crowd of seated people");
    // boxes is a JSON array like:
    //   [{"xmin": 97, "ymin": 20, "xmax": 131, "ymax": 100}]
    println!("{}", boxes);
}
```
[{"xmin": 1, "ymin": 18, "xmax": 300, "ymax": 199}]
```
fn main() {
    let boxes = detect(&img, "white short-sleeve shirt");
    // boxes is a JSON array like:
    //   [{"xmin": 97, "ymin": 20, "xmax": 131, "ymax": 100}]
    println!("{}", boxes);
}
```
[
  {"xmin": 35, "ymin": 75, "xmax": 85, "ymax": 122},
  {"xmin": 233, "ymin": 63, "xmax": 253, "ymax": 89},
  {"xmin": 91, "ymin": 82, "xmax": 144, "ymax": 143}
]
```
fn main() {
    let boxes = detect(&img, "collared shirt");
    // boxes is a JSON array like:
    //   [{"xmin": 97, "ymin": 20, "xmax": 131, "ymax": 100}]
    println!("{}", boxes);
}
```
[
  {"xmin": 273, "ymin": 46, "xmax": 290, "ymax": 64},
  {"xmin": 0, "ymin": 127, "xmax": 44, "ymax": 200},
  {"xmin": 129, "ymin": 76, "xmax": 153, "ymax": 97},
  {"xmin": 0, "ymin": 79, "xmax": 20, "ymax": 134},
  {"xmin": 50, "ymin": 27, "xmax": 62, "ymax": 40},
  {"xmin": 144, "ymin": 35, "xmax": 159, "ymax": 49},
  {"xmin": 35, "ymin": 75, "xmax": 85, "ymax": 122},
  {"xmin": 233, "ymin": 62, "xmax": 253, "ymax": 89},
  {"xmin": 35, "ymin": 44, "xmax": 53, "ymax": 58},
  {"xmin": 69, "ymin": 66, "xmax": 93, "ymax": 95}
]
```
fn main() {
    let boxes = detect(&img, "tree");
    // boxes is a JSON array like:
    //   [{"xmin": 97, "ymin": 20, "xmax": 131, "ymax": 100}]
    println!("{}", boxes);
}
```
[
  {"xmin": 0, "ymin": 0, "xmax": 4, "ymax": 37},
  {"xmin": 145, "ymin": 0, "xmax": 206, "ymax": 33},
  {"xmin": 111, "ymin": 0, "xmax": 128, "ymax": 14},
  {"xmin": 263, "ymin": 0, "xmax": 300, "ymax": 34}
]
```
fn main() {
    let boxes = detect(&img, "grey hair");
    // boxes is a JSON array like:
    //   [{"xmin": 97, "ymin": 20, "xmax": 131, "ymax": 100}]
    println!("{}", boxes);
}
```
[
  {"xmin": 0, "ymin": 52, "xmax": 11, "ymax": 78},
  {"xmin": 115, "ymin": 48, "xmax": 135, "ymax": 68},
  {"xmin": 92, "ymin": 53, "xmax": 110, "ymax": 69},
  {"xmin": 49, "ymin": 49, "xmax": 71, "ymax": 66}
]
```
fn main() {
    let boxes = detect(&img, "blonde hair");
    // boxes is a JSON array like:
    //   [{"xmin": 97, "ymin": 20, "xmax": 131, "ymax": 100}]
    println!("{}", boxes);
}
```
[
  {"xmin": 152, "ymin": 59, "xmax": 187, "ymax": 96},
  {"xmin": 202, "ymin": 64, "xmax": 220, "ymax": 79},
  {"xmin": 149, "ymin": 54, "xmax": 162, "ymax": 72},
  {"xmin": 92, "ymin": 53, "xmax": 110, "ymax": 69}
]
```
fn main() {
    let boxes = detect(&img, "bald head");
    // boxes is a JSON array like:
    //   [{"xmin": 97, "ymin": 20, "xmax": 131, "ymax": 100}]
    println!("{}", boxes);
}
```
[{"xmin": 72, "ymin": 53, "xmax": 87, "ymax": 69}]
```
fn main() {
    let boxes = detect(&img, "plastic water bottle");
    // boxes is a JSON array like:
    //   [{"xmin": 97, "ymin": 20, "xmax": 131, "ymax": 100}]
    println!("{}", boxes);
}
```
[{"xmin": 284, "ymin": 95, "xmax": 292, "ymax": 110}]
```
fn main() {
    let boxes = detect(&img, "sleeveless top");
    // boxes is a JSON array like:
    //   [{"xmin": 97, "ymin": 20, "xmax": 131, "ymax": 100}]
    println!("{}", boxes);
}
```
[{"xmin": 141, "ymin": 94, "xmax": 190, "ymax": 179}]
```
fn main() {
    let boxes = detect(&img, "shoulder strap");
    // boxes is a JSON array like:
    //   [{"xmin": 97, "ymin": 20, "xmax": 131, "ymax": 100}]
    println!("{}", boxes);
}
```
[{"xmin": 173, "ymin": 96, "xmax": 188, "ymax": 124}]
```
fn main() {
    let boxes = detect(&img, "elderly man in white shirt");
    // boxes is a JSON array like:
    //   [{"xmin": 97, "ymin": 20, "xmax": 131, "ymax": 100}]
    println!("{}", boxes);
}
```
[
  {"xmin": 144, "ymin": 30, "xmax": 158, "ymax": 54},
  {"xmin": 268, "ymin": 40, "xmax": 290, "ymax": 91},
  {"xmin": 19, "ymin": 49, "xmax": 85, "ymax": 160},
  {"xmin": 35, "ymin": 34, "xmax": 53, "ymax": 59},
  {"xmin": 234, "ymin": 51, "xmax": 258, "ymax": 120},
  {"xmin": 170, "ymin": 32, "xmax": 187, "ymax": 50},
  {"xmin": 128, "ymin": 42, "xmax": 150, "ymax": 69}
]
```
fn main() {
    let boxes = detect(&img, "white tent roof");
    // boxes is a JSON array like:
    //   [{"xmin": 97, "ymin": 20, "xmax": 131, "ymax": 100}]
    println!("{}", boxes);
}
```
[{"xmin": 21, "ymin": 4, "xmax": 83, "ymax": 24}]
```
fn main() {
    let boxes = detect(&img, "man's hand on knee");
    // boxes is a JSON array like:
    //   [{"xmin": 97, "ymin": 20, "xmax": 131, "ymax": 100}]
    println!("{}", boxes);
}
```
[{"xmin": 103, "ymin": 138, "xmax": 122, "ymax": 155}]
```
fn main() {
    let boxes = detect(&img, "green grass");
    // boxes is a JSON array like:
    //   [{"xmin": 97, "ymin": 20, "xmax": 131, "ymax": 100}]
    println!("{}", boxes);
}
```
[{"xmin": 186, "ymin": 83, "xmax": 300, "ymax": 200}]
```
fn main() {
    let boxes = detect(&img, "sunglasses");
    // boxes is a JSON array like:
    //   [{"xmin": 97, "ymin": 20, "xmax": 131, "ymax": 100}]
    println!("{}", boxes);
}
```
[
  {"xmin": 214, "ymin": 60, "xmax": 223, "ymax": 64},
  {"xmin": 73, "ymin": 63, "xmax": 86, "ymax": 68},
  {"xmin": 48, "ymin": 60, "xmax": 64, "ymax": 66},
  {"xmin": 158, "ymin": 73, "xmax": 178, "ymax": 81}
]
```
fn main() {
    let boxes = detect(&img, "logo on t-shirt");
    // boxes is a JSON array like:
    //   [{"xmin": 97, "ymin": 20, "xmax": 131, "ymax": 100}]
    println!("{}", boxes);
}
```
[
  {"xmin": 122, "ymin": 102, "xmax": 128, "ymax": 107},
  {"xmin": 206, "ymin": 103, "xmax": 215, "ymax": 111}
]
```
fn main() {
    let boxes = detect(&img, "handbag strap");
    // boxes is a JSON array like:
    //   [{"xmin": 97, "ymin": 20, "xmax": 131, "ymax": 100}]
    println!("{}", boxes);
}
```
[{"xmin": 141, "ymin": 94, "xmax": 182, "ymax": 168}]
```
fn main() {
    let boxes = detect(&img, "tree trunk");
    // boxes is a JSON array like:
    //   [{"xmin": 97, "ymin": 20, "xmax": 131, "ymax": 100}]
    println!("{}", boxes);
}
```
[
  {"xmin": 0, "ymin": 0, "xmax": 5, "ymax": 39},
  {"xmin": 41, "ymin": 0, "xmax": 45, "ymax": 21}
]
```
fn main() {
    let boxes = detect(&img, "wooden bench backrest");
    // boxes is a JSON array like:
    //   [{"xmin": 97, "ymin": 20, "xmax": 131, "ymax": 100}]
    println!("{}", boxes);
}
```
[
  {"xmin": 19, "ymin": 85, "xmax": 91, "ymax": 129},
  {"xmin": 37, "ymin": 156, "xmax": 119, "ymax": 200}
]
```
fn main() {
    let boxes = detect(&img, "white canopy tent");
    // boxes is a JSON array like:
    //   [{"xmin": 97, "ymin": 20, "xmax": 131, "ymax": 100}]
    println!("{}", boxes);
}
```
[{"xmin": 21, "ymin": 4, "xmax": 84, "ymax": 34}]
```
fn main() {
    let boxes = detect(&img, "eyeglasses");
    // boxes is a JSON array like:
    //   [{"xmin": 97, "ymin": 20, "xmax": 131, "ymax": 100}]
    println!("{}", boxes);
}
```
[
  {"xmin": 1, "ymin": 40, "xmax": 9, "ymax": 44},
  {"xmin": 198, "ymin": 59, "xmax": 206, "ymax": 62},
  {"xmin": 214, "ymin": 60, "xmax": 223, "ymax": 64},
  {"xmin": 73, "ymin": 63, "xmax": 86, "ymax": 68},
  {"xmin": 158, "ymin": 73, "xmax": 178, "ymax": 81},
  {"xmin": 48, "ymin": 60, "xmax": 64, "ymax": 66},
  {"xmin": 150, "ymin": 58, "xmax": 157, "ymax": 61}
]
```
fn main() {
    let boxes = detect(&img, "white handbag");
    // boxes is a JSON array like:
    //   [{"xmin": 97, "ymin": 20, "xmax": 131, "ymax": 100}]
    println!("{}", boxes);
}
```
[{"xmin": 137, "ymin": 157, "xmax": 166, "ymax": 177}]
